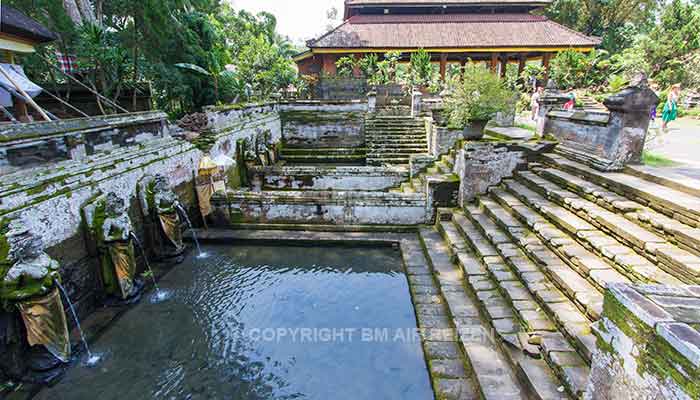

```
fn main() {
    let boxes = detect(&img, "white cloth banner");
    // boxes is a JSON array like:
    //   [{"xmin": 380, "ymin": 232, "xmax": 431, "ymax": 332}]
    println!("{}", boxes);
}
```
[{"xmin": 0, "ymin": 64, "xmax": 43, "ymax": 107}]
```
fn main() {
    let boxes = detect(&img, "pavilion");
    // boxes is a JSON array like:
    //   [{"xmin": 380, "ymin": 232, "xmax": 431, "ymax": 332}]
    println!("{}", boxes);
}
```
[{"xmin": 295, "ymin": 0, "xmax": 600, "ymax": 79}]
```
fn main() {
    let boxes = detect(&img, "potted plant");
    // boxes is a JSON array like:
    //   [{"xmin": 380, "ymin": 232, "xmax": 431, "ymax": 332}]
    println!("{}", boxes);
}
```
[
  {"xmin": 409, "ymin": 48, "xmax": 434, "ymax": 94},
  {"xmin": 444, "ymin": 64, "xmax": 513, "ymax": 139}
]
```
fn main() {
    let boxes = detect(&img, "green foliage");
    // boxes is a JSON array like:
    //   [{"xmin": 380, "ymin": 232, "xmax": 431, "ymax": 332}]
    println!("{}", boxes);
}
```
[
  {"xmin": 549, "ymin": 49, "xmax": 608, "ymax": 89},
  {"xmin": 358, "ymin": 54, "xmax": 379, "ymax": 77},
  {"xmin": 607, "ymin": 74, "xmax": 629, "ymax": 92},
  {"xmin": 8, "ymin": 0, "xmax": 296, "ymax": 117},
  {"xmin": 335, "ymin": 56, "xmax": 357, "ymax": 78},
  {"xmin": 368, "ymin": 51, "xmax": 402, "ymax": 85},
  {"xmin": 520, "ymin": 64, "xmax": 546, "ymax": 88},
  {"xmin": 444, "ymin": 64, "xmax": 514, "ymax": 127},
  {"xmin": 409, "ymin": 49, "xmax": 433, "ymax": 86}
]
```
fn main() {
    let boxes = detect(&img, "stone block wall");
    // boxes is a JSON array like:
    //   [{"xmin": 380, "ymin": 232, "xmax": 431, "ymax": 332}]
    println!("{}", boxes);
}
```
[
  {"xmin": 587, "ymin": 283, "xmax": 700, "ymax": 400},
  {"xmin": 538, "ymin": 78, "xmax": 658, "ymax": 171},
  {"xmin": 211, "ymin": 190, "xmax": 430, "ymax": 226},
  {"xmin": 453, "ymin": 143, "xmax": 524, "ymax": 207},
  {"xmin": 278, "ymin": 101, "xmax": 367, "ymax": 148},
  {"xmin": 0, "ymin": 111, "xmax": 168, "ymax": 174},
  {"xmin": 313, "ymin": 78, "xmax": 368, "ymax": 100},
  {"xmin": 249, "ymin": 165, "xmax": 407, "ymax": 191}
]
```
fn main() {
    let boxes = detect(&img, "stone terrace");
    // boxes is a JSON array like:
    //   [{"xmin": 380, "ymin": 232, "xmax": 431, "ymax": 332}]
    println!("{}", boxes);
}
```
[{"xmin": 416, "ymin": 149, "xmax": 700, "ymax": 399}]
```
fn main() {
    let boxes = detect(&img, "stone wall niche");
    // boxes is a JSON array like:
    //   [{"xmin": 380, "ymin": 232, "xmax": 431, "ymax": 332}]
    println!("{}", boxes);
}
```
[
  {"xmin": 587, "ymin": 283, "xmax": 700, "ymax": 400},
  {"xmin": 539, "ymin": 76, "xmax": 658, "ymax": 171}
]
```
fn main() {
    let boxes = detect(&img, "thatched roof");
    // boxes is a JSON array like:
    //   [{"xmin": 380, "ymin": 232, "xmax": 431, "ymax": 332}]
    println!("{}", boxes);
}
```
[{"xmin": 1, "ymin": 6, "xmax": 57, "ymax": 43}]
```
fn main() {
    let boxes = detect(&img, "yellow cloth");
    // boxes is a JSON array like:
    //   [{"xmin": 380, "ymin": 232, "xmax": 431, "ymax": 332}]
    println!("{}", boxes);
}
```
[
  {"xmin": 17, "ymin": 288, "xmax": 71, "ymax": 362},
  {"xmin": 108, "ymin": 241, "xmax": 136, "ymax": 299},
  {"xmin": 196, "ymin": 183, "xmax": 215, "ymax": 217},
  {"xmin": 159, "ymin": 212, "xmax": 183, "ymax": 250}
]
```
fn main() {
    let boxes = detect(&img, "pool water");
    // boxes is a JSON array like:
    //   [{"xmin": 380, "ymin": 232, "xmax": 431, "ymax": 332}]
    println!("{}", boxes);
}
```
[{"xmin": 36, "ymin": 244, "xmax": 433, "ymax": 400}]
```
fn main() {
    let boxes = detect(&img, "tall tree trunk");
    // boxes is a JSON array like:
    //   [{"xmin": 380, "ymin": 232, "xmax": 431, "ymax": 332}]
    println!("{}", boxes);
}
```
[
  {"xmin": 95, "ymin": 0, "xmax": 104, "ymax": 26},
  {"xmin": 76, "ymin": 0, "xmax": 96, "ymax": 24},
  {"xmin": 63, "ymin": 0, "xmax": 83, "ymax": 26}
]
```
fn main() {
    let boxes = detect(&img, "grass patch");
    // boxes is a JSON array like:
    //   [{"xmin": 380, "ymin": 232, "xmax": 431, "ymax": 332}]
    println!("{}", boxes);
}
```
[
  {"xmin": 642, "ymin": 151, "xmax": 679, "ymax": 167},
  {"xmin": 515, "ymin": 123, "xmax": 536, "ymax": 133}
]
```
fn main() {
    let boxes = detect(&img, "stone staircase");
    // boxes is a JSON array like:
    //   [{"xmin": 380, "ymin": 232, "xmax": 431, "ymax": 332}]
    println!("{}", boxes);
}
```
[
  {"xmin": 390, "ymin": 150, "xmax": 458, "ymax": 194},
  {"xmin": 278, "ymin": 147, "xmax": 367, "ymax": 164},
  {"xmin": 416, "ymin": 150, "xmax": 700, "ymax": 399},
  {"xmin": 365, "ymin": 115, "xmax": 428, "ymax": 165}
]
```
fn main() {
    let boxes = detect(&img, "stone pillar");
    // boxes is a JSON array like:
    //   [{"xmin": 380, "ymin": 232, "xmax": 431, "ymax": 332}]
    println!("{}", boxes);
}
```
[
  {"xmin": 367, "ymin": 89, "xmax": 377, "ymax": 113},
  {"xmin": 411, "ymin": 87, "xmax": 422, "ymax": 118},
  {"xmin": 536, "ymin": 80, "xmax": 569, "ymax": 136},
  {"xmin": 601, "ymin": 74, "xmax": 659, "ymax": 167}
]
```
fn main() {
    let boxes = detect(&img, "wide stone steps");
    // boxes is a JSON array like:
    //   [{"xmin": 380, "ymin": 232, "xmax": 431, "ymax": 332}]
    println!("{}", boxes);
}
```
[
  {"xmin": 510, "ymin": 170, "xmax": 686, "ymax": 287},
  {"xmin": 366, "ymin": 116, "xmax": 428, "ymax": 166},
  {"xmin": 279, "ymin": 147, "xmax": 367, "ymax": 164},
  {"xmin": 531, "ymin": 166, "xmax": 700, "ymax": 281},
  {"xmin": 541, "ymin": 153, "xmax": 700, "ymax": 227},
  {"xmin": 497, "ymin": 180, "xmax": 636, "ymax": 292},
  {"xmin": 439, "ymin": 212, "xmax": 588, "ymax": 398},
  {"xmin": 517, "ymin": 169, "xmax": 697, "ymax": 285},
  {"xmin": 445, "ymin": 211, "xmax": 589, "ymax": 399},
  {"xmin": 398, "ymin": 236, "xmax": 480, "ymax": 400},
  {"xmin": 419, "ymin": 227, "xmax": 526, "ymax": 400}
]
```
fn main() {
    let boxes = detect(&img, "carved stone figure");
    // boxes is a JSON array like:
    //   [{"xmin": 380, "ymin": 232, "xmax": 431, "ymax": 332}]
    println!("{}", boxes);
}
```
[
  {"xmin": 0, "ymin": 220, "xmax": 70, "ymax": 375},
  {"xmin": 97, "ymin": 193, "xmax": 142, "ymax": 302},
  {"xmin": 141, "ymin": 174, "xmax": 185, "ymax": 262}
]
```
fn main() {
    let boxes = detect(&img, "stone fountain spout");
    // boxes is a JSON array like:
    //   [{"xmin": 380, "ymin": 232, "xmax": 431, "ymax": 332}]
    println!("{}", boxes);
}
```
[
  {"xmin": 0, "ymin": 220, "xmax": 71, "ymax": 380},
  {"xmin": 138, "ymin": 174, "xmax": 186, "ymax": 263},
  {"xmin": 93, "ymin": 192, "xmax": 144, "ymax": 304}
]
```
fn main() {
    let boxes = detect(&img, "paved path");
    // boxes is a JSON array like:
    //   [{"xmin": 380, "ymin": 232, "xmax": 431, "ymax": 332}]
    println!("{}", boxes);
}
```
[{"xmin": 645, "ymin": 117, "xmax": 700, "ymax": 179}]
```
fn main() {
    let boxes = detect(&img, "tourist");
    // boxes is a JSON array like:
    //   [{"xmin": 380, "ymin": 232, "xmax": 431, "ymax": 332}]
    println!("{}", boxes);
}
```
[
  {"xmin": 563, "ymin": 90, "xmax": 576, "ymax": 111},
  {"xmin": 531, "ymin": 86, "xmax": 544, "ymax": 120},
  {"xmin": 661, "ymin": 84, "xmax": 681, "ymax": 131}
]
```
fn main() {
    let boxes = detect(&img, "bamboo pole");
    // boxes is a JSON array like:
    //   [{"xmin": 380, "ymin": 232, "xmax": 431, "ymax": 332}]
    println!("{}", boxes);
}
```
[
  {"xmin": 41, "ymin": 89, "xmax": 90, "ymax": 118},
  {"xmin": 0, "ymin": 66, "xmax": 51, "ymax": 121},
  {"xmin": 38, "ymin": 54, "xmax": 130, "ymax": 113}
]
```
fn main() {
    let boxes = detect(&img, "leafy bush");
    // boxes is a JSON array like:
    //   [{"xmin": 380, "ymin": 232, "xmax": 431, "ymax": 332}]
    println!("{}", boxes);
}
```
[
  {"xmin": 368, "ymin": 51, "xmax": 402, "ymax": 85},
  {"xmin": 358, "ymin": 54, "xmax": 379, "ymax": 77},
  {"xmin": 443, "ymin": 64, "xmax": 514, "ymax": 128},
  {"xmin": 335, "ymin": 56, "xmax": 357, "ymax": 78},
  {"xmin": 607, "ymin": 74, "xmax": 629, "ymax": 92},
  {"xmin": 409, "ymin": 49, "xmax": 434, "ymax": 86},
  {"xmin": 549, "ymin": 49, "xmax": 608, "ymax": 89}
]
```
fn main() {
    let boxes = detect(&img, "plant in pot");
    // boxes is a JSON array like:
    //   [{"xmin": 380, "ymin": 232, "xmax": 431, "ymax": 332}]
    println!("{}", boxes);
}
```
[{"xmin": 444, "ymin": 63, "xmax": 513, "ymax": 140}]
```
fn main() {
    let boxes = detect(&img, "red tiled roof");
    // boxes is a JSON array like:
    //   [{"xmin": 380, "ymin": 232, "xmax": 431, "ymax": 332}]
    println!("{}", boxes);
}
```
[
  {"xmin": 310, "ymin": 13, "xmax": 600, "ymax": 49},
  {"xmin": 345, "ymin": 0, "xmax": 551, "ymax": 4}
]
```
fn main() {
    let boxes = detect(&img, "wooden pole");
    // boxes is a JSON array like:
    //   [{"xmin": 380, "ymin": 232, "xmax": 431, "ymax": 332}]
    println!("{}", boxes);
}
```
[
  {"xmin": 500, "ymin": 56, "xmax": 508, "ymax": 78},
  {"xmin": 542, "ymin": 53, "xmax": 551, "ymax": 80},
  {"xmin": 0, "ymin": 66, "xmax": 51, "ymax": 121},
  {"xmin": 439, "ymin": 53, "xmax": 447, "ymax": 81},
  {"xmin": 38, "ymin": 54, "xmax": 130, "ymax": 113},
  {"xmin": 41, "ymin": 88, "xmax": 90, "ymax": 118},
  {"xmin": 490, "ymin": 53, "xmax": 499, "ymax": 74}
]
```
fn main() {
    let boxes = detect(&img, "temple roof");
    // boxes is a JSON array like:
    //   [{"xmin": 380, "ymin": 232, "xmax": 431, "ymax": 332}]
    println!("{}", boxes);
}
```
[
  {"xmin": 345, "ymin": 0, "xmax": 552, "ymax": 5},
  {"xmin": 1, "ymin": 6, "xmax": 58, "ymax": 44},
  {"xmin": 309, "ymin": 14, "xmax": 600, "ymax": 50}
]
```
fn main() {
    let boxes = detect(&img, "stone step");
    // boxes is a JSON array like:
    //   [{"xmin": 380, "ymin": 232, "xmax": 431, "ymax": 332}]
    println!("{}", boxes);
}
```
[
  {"xmin": 368, "ymin": 146, "xmax": 428, "ymax": 153},
  {"xmin": 625, "ymin": 164, "xmax": 700, "ymax": 198},
  {"xmin": 447, "ymin": 212, "xmax": 590, "ymax": 398},
  {"xmin": 280, "ymin": 147, "xmax": 367, "ymax": 156},
  {"xmin": 541, "ymin": 153, "xmax": 700, "ymax": 227},
  {"xmin": 514, "ymin": 170, "xmax": 687, "ymax": 286},
  {"xmin": 279, "ymin": 154, "xmax": 366, "ymax": 163},
  {"xmin": 419, "ymin": 227, "xmax": 526, "ymax": 400},
  {"xmin": 536, "ymin": 166, "xmax": 700, "ymax": 271},
  {"xmin": 459, "ymin": 203, "xmax": 599, "ymax": 357},
  {"xmin": 497, "ymin": 180, "xmax": 633, "ymax": 292},
  {"xmin": 397, "ymin": 236, "xmax": 481, "ymax": 400},
  {"xmin": 368, "ymin": 141, "xmax": 428, "ymax": 147},
  {"xmin": 521, "ymin": 169, "xmax": 697, "ymax": 284}
]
